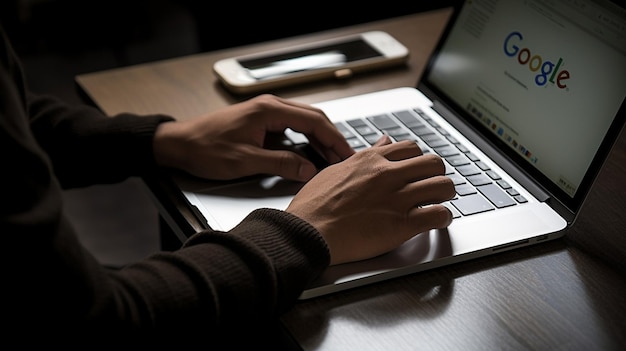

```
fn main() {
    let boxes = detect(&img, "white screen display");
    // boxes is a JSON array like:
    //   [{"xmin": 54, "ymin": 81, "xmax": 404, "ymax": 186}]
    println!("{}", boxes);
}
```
[{"xmin": 426, "ymin": 0, "xmax": 626, "ymax": 198}]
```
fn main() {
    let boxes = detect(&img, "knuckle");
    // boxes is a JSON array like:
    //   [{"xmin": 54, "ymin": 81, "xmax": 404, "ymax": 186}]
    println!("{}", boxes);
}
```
[
  {"xmin": 254, "ymin": 94, "xmax": 278, "ymax": 103},
  {"xmin": 249, "ymin": 94, "xmax": 280, "ymax": 114},
  {"xmin": 277, "ymin": 152, "xmax": 298, "ymax": 175},
  {"xmin": 371, "ymin": 164, "xmax": 389, "ymax": 178}
]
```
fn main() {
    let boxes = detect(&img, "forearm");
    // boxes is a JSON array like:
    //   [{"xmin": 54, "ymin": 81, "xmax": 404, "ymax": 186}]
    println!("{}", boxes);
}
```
[
  {"xmin": 108, "ymin": 209, "xmax": 329, "ymax": 332},
  {"xmin": 4, "ymin": 106, "xmax": 329, "ymax": 335},
  {"xmin": 27, "ymin": 92, "xmax": 175, "ymax": 188},
  {"xmin": 4, "ymin": 153, "xmax": 328, "ymax": 333}
]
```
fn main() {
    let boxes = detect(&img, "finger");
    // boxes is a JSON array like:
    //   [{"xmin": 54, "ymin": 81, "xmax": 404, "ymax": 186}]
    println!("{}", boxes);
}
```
[
  {"xmin": 251, "ymin": 148, "xmax": 318, "ymax": 182},
  {"xmin": 377, "ymin": 139, "xmax": 424, "ymax": 161},
  {"xmin": 407, "ymin": 204, "xmax": 454, "ymax": 232},
  {"xmin": 390, "ymin": 153, "xmax": 447, "ymax": 184},
  {"xmin": 307, "ymin": 139, "xmax": 346, "ymax": 165},
  {"xmin": 273, "ymin": 95, "xmax": 327, "ymax": 114},
  {"xmin": 310, "ymin": 133, "xmax": 393, "ymax": 165},
  {"xmin": 396, "ymin": 175, "xmax": 456, "ymax": 208},
  {"xmin": 372, "ymin": 133, "xmax": 393, "ymax": 147},
  {"xmin": 263, "ymin": 98, "xmax": 355, "ymax": 161}
]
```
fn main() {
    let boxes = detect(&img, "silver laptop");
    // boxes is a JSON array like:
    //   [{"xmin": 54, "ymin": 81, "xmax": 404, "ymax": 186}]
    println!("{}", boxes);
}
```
[{"xmin": 180, "ymin": 0, "xmax": 626, "ymax": 299}]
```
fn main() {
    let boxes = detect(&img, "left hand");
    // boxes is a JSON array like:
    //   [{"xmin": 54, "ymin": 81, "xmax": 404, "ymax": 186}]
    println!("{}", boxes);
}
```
[{"xmin": 152, "ymin": 94, "xmax": 355, "ymax": 181}]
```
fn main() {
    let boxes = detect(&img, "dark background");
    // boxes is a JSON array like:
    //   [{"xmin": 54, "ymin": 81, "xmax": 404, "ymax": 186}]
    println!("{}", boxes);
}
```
[
  {"xmin": 0, "ymin": 0, "xmax": 454, "ymax": 266},
  {"xmin": 1, "ymin": 0, "xmax": 454, "ymax": 68}
]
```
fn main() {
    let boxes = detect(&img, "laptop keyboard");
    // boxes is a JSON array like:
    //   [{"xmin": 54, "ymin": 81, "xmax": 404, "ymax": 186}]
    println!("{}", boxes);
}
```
[{"xmin": 333, "ymin": 108, "xmax": 528, "ymax": 218}]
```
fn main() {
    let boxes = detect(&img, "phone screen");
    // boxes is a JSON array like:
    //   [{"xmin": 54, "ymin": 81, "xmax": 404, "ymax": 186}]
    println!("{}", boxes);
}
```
[{"xmin": 238, "ymin": 39, "xmax": 383, "ymax": 80}]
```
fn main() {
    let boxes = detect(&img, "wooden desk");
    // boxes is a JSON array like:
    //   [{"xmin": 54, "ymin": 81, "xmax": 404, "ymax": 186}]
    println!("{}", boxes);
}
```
[{"xmin": 76, "ymin": 8, "xmax": 626, "ymax": 350}]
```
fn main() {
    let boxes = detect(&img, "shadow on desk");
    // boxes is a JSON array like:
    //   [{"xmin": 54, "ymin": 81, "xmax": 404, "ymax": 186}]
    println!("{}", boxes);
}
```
[
  {"xmin": 283, "ymin": 238, "xmax": 626, "ymax": 350},
  {"xmin": 565, "ymin": 130, "xmax": 626, "ymax": 274}
]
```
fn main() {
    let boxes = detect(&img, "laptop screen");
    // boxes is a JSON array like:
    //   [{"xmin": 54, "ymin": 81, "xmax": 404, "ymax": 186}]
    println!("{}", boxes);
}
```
[{"xmin": 423, "ymin": 0, "xmax": 626, "ymax": 211}]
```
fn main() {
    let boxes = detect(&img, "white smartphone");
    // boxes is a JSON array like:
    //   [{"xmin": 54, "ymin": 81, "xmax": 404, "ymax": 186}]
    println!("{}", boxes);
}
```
[{"xmin": 213, "ymin": 31, "xmax": 410, "ymax": 94}]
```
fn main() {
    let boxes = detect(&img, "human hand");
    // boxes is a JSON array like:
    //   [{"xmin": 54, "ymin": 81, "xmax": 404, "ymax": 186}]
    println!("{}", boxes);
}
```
[
  {"xmin": 286, "ymin": 135, "xmax": 456, "ymax": 265},
  {"xmin": 153, "ymin": 94, "xmax": 355, "ymax": 181}
]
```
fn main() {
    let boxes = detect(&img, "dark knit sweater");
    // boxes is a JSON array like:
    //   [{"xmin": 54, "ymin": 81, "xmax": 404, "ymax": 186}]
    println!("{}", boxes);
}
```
[{"xmin": 0, "ymin": 24, "xmax": 329, "ymax": 344}]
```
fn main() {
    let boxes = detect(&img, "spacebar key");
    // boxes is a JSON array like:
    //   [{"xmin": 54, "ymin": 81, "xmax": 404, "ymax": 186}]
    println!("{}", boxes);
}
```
[{"xmin": 450, "ymin": 194, "xmax": 494, "ymax": 216}]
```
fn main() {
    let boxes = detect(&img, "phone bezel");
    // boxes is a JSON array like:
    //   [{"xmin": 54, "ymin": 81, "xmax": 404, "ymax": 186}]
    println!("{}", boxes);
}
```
[{"xmin": 212, "ymin": 31, "xmax": 409, "ymax": 94}]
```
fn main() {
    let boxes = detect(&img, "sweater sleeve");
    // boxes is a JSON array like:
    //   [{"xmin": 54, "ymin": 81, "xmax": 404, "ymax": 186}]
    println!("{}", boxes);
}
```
[
  {"xmin": 109, "ymin": 208, "xmax": 329, "ymax": 330},
  {"xmin": 2, "ymin": 23, "xmax": 174, "ymax": 188},
  {"xmin": 2, "ymin": 24, "xmax": 331, "ymax": 343},
  {"xmin": 27, "ymin": 92, "xmax": 175, "ymax": 188}
]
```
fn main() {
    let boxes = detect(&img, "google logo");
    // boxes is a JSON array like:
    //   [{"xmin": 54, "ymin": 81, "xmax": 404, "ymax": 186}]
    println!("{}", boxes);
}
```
[{"xmin": 503, "ymin": 31, "xmax": 570, "ymax": 89}]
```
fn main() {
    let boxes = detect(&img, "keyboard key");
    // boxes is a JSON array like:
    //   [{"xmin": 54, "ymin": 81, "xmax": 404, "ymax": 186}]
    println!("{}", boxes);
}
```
[
  {"xmin": 486, "ymin": 170, "xmax": 501, "ymax": 180},
  {"xmin": 334, "ymin": 123, "xmax": 356, "ymax": 140},
  {"xmin": 456, "ymin": 164, "xmax": 481, "ymax": 176},
  {"xmin": 450, "ymin": 194, "xmax": 494, "ymax": 215},
  {"xmin": 394, "ymin": 134, "xmax": 418, "ymax": 143},
  {"xmin": 367, "ymin": 114, "xmax": 398, "ymax": 130},
  {"xmin": 443, "ymin": 202, "xmax": 462, "ymax": 219},
  {"xmin": 446, "ymin": 135, "xmax": 459, "ymax": 144},
  {"xmin": 363, "ymin": 134, "xmax": 382, "ymax": 145},
  {"xmin": 466, "ymin": 152, "xmax": 480, "ymax": 162},
  {"xmin": 445, "ymin": 154, "xmax": 470, "ymax": 166},
  {"xmin": 410, "ymin": 125, "xmax": 433, "ymax": 137},
  {"xmin": 514, "ymin": 195, "xmax": 528, "ymax": 203},
  {"xmin": 393, "ymin": 110, "xmax": 420, "ymax": 127},
  {"xmin": 477, "ymin": 184, "xmax": 517, "ymax": 208},
  {"xmin": 496, "ymin": 179, "xmax": 511, "ymax": 189},
  {"xmin": 346, "ymin": 138, "xmax": 366, "ymax": 149},
  {"xmin": 506, "ymin": 188, "xmax": 519, "ymax": 196},
  {"xmin": 414, "ymin": 108, "xmax": 430, "ymax": 120},
  {"xmin": 436, "ymin": 127, "xmax": 449, "ymax": 136},
  {"xmin": 456, "ymin": 144, "xmax": 469, "ymax": 153},
  {"xmin": 385, "ymin": 127, "xmax": 409, "ymax": 139},
  {"xmin": 466, "ymin": 173, "xmax": 492, "ymax": 186},
  {"xmin": 475, "ymin": 161, "xmax": 490, "ymax": 171},
  {"xmin": 444, "ymin": 162, "xmax": 455, "ymax": 175},
  {"xmin": 447, "ymin": 173, "xmax": 466, "ymax": 185},
  {"xmin": 434, "ymin": 145, "xmax": 459, "ymax": 157},
  {"xmin": 455, "ymin": 183, "xmax": 477, "ymax": 196},
  {"xmin": 421, "ymin": 134, "xmax": 449, "ymax": 148},
  {"xmin": 354, "ymin": 125, "xmax": 377, "ymax": 136},
  {"xmin": 347, "ymin": 118, "xmax": 367, "ymax": 127},
  {"xmin": 428, "ymin": 120, "xmax": 441, "ymax": 128}
]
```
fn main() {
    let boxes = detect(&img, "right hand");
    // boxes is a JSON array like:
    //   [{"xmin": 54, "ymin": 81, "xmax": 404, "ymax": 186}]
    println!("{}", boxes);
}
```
[{"xmin": 286, "ymin": 135, "xmax": 456, "ymax": 265}]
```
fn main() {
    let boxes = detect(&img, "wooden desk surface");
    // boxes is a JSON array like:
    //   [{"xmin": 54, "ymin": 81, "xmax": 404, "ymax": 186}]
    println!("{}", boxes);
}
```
[{"xmin": 76, "ymin": 8, "xmax": 626, "ymax": 350}]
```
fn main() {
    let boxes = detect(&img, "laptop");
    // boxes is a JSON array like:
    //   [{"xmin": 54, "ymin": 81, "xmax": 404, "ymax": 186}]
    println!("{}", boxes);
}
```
[{"xmin": 179, "ymin": 0, "xmax": 626, "ymax": 299}]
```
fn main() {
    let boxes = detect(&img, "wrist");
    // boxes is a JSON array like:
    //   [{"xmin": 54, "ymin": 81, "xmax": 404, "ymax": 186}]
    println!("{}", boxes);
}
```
[{"xmin": 153, "ymin": 120, "xmax": 185, "ymax": 170}]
